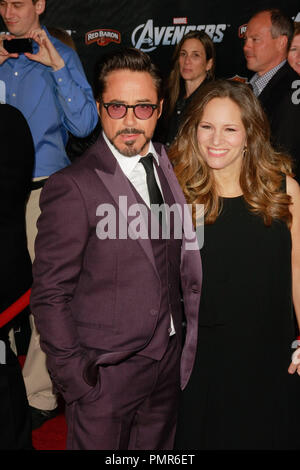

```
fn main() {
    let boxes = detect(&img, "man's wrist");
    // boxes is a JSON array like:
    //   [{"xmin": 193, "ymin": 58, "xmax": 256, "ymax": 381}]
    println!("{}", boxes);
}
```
[{"xmin": 51, "ymin": 59, "xmax": 65, "ymax": 72}]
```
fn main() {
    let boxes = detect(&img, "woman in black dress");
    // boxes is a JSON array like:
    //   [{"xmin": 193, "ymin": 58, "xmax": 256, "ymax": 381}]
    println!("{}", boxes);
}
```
[
  {"xmin": 158, "ymin": 31, "xmax": 215, "ymax": 148},
  {"xmin": 169, "ymin": 80, "xmax": 300, "ymax": 450}
]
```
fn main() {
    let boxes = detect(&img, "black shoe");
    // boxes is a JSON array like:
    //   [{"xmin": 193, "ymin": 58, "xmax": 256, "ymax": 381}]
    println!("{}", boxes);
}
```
[{"xmin": 30, "ymin": 406, "xmax": 60, "ymax": 430}]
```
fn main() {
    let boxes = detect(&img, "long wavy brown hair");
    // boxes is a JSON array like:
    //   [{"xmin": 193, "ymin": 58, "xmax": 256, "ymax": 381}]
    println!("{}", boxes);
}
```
[
  {"xmin": 291, "ymin": 21, "xmax": 300, "ymax": 42},
  {"xmin": 165, "ymin": 31, "xmax": 216, "ymax": 119},
  {"xmin": 168, "ymin": 79, "xmax": 293, "ymax": 226}
]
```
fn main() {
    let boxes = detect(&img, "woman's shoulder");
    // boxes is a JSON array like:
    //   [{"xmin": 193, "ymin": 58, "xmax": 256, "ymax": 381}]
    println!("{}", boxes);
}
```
[
  {"xmin": 286, "ymin": 176, "xmax": 300, "ymax": 218},
  {"xmin": 286, "ymin": 175, "xmax": 300, "ymax": 197}
]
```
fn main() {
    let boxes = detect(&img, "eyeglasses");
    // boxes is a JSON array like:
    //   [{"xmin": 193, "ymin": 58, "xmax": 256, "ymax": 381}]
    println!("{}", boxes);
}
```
[{"xmin": 102, "ymin": 102, "xmax": 159, "ymax": 120}]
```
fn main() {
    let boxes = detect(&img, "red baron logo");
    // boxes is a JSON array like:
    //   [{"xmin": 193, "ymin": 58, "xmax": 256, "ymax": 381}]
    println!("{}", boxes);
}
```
[
  {"xmin": 85, "ymin": 29, "xmax": 121, "ymax": 46},
  {"xmin": 173, "ymin": 17, "xmax": 187, "ymax": 25},
  {"xmin": 229, "ymin": 75, "xmax": 248, "ymax": 84},
  {"xmin": 238, "ymin": 24, "xmax": 247, "ymax": 38}
]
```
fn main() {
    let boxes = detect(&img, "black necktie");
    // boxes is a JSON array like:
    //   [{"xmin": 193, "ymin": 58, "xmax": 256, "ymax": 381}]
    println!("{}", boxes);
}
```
[{"xmin": 139, "ymin": 153, "xmax": 164, "ymax": 207}]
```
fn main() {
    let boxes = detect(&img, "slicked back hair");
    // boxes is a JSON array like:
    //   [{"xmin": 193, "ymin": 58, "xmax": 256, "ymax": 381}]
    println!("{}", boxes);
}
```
[{"xmin": 94, "ymin": 47, "xmax": 163, "ymax": 102}]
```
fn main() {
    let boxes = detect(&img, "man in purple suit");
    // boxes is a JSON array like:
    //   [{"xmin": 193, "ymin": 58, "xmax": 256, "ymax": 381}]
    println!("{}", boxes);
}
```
[{"xmin": 30, "ymin": 48, "xmax": 202, "ymax": 450}]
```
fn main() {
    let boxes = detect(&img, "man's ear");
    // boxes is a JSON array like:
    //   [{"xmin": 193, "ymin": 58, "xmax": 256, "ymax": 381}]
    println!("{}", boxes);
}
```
[
  {"xmin": 35, "ymin": 0, "xmax": 46, "ymax": 16},
  {"xmin": 96, "ymin": 100, "xmax": 100, "ymax": 116},
  {"xmin": 157, "ymin": 99, "xmax": 164, "ymax": 119},
  {"xmin": 276, "ymin": 34, "xmax": 288, "ymax": 54}
]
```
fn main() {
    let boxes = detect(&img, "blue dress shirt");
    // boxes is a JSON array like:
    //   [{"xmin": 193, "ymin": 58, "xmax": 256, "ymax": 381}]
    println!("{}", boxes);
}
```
[{"xmin": 0, "ymin": 27, "xmax": 98, "ymax": 177}]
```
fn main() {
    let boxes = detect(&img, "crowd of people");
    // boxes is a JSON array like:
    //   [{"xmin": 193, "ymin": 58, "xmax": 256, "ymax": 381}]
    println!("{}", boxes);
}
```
[{"xmin": 0, "ymin": 0, "xmax": 300, "ymax": 451}]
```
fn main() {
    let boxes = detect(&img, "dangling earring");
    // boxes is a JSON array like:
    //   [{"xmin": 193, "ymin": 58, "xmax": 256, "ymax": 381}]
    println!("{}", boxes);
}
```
[{"xmin": 243, "ymin": 147, "xmax": 247, "ymax": 157}]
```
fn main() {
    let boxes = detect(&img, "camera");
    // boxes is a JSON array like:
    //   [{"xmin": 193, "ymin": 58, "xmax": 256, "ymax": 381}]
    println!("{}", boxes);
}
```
[{"xmin": 3, "ymin": 38, "xmax": 33, "ymax": 54}]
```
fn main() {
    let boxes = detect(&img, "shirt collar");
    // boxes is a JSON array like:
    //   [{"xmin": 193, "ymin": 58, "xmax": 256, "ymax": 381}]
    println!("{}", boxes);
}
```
[
  {"xmin": 102, "ymin": 131, "xmax": 159, "ymax": 178},
  {"xmin": 250, "ymin": 60, "xmax": 286, "ymax": 95}
]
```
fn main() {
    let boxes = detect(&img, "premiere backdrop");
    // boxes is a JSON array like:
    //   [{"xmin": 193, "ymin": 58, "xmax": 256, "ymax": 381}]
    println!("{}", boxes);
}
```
[{"xmin": 1, "ymin": 0, "xmax": 299, "ymax": 89}]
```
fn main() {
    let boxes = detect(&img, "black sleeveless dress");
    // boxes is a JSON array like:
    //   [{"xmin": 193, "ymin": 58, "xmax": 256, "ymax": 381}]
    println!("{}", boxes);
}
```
[{"xmin": 175, "ymin": 195, "xmax": 300, "ymax": 450}]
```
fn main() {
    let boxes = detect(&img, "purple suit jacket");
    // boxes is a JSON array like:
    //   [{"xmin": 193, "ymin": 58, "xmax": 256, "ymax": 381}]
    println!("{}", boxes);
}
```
[{"xmin": 31, "ymin": 134, "xmax": 202, "ymax": 404}]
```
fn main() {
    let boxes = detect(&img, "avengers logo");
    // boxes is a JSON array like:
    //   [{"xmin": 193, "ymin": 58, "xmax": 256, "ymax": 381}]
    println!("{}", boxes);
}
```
[{"xmin": 131, "ymin": 19, "xmax": 228, "ymax": 52}]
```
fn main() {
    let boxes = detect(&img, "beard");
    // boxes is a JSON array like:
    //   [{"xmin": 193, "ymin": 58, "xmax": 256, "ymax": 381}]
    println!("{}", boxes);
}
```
[{"xmin": 109, "ymin": 128, "xmax": 151, "ymax": 157}]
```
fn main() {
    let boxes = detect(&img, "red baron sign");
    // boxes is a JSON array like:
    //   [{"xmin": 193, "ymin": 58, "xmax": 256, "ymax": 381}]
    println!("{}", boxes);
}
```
[
  {"xmin": 85, "ymin": 29, "xmax": 121, "ymax": 46},
  {"xmin": 230, "ymin": 75, "xmax": 248, "ymax": 84}
]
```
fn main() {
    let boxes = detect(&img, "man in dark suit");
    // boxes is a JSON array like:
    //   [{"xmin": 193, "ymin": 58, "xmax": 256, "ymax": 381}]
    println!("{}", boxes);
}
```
[
  {"xmin": 0, "ymin": 104, "xmax": 34, "ymax": 449},
  {"xmin": 244, "ymin": 8, "xmax": 300, "ymax": 182},
  {"xmin": 30, "ymin": 48, "xmax": 202, "ymax": 450}
]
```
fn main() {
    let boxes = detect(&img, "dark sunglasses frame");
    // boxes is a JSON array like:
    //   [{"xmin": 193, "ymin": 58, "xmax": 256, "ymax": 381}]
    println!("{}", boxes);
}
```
[{"xmin": 102, "ymin": 102, "xmax": 159, "ymax": 120}]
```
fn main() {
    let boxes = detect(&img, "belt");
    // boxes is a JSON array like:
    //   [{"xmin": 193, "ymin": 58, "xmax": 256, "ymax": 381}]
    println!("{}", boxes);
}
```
[{"xmin": 31, "ymin": 178, "xmax": 48, "ymax": 190}]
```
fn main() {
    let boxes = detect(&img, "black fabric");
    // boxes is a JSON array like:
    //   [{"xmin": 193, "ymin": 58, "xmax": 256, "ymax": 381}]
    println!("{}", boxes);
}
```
[
  {"xmin": 0, "ymin": 328, "xmax": 32, "ymax": 450},
  {"xmin": 0, "ymin": 104, "xmax": 33, "ymax": 313},
  {"xmin": 139, "ymin": 153, "xmax": 164, "ymax": 207},
  {"xmin": 257, "ymin": 62, "xmax": 300, "ymax": 183},
  {"xmin": 156, "ymin": 78, "xmax": 211, "ymax": 147},
  {"xmin": 66, "ymin": 118, "xmax": 102, "ymax": 162},
  {"xmin": 0, "ymin": 104, "xmax": 34, "ymax": 449},
  {"xmin": 30, "ymin": 178, "xmax": 47, "ymax": 190},
  {"xmin": 175, "ymin": 196, "xmax": 300, "ymax": 450}
]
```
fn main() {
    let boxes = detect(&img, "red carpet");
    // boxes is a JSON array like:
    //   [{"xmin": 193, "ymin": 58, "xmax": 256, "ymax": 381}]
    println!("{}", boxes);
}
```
[{"xmin": 32, "ymin": 411, "xmax": 67, "ymax": 450}]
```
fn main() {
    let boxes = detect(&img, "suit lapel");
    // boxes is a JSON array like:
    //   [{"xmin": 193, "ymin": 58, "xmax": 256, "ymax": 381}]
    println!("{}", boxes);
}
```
[
  {"xmin": 94, "ymin": 135, "xmax": 158, "ymax": 275},
  {"xmin": 154, "ymin": 143, "xmax": 198, "ymax": 255},
  {"xmin": 154, "ymin": 142, "xmax": 187, "ymax": 209},
  {"xmin": 258, "ymin": 62, "xmax": 288, "ymax": 106}
]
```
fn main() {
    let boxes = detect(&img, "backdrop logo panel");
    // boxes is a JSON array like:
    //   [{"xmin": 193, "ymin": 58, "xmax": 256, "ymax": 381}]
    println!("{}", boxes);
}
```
[
  {"xmin": 238, "ymin": 24, "xmax": 247, "ymax": 39},
  {"xmin": 85, "ymin": 29, "xmax": 121, "ymax": 46},
  {"xmin": 131, "ymin": 18, "xmax": 228, "ymax": 52},
  {"xmin": 229, "ymin": 74, "xmax": 248, "ymax": 83},
  {"xmin": 173, "ymin": 17, "xmax": 188, "ymax": 25}
]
